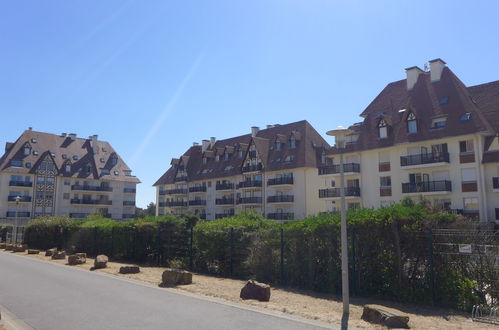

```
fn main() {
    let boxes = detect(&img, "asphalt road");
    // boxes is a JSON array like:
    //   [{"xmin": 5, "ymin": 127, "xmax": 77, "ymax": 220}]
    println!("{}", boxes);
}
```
[{"xmin": 0, "ymin": 252, "xmax": 330, "ymax": 330}]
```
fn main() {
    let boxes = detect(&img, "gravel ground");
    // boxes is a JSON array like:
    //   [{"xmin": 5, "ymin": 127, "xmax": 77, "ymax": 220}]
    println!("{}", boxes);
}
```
[{"xmin": 8, "ymin": 250, "xmax": 495, "ymax": 330}]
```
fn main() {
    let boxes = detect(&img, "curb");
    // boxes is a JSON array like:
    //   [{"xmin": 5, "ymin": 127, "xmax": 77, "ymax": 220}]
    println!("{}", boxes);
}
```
[{"xmin": 0, "ymin": 304, "xmax": 35, "ymax": 330}]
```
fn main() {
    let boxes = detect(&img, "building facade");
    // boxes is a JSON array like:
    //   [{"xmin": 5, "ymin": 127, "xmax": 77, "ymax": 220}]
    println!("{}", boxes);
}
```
[
  {"xmin": 154, "ymin": 121, "xmax": 331, "ymax": 220},
  {"xmin": 0, "ymin": 129, "xmax": 140, "ymax": 228},
  {"xmin": 322, "ymin": 59, "xmax": 499, "ymax": 223}
]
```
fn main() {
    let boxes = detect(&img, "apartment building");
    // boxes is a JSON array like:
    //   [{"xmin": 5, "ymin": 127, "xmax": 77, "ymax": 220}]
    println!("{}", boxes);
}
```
[
  {"xmin": 0, "ymin": 129, "xmax": 140, "ymax": 227},
  {"xmin": 321, "ymin": 59, "xmax": 499, "ymax": 223},
  {"xmin": 154, "ymin": 120, "xmax": 331, "ymax": 220}
]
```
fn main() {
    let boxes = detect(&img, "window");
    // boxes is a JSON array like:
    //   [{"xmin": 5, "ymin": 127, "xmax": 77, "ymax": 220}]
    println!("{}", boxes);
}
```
[
  {"xmin": 73, "ymin": 155, "xmax": 78, "ymax": 161},
  {"xmin": 47, "ymin": 163, "xmax": 54, "ymax": 171},
  {"xmin": 37, "ymin": 177, "xmax": 45, "ymax": 184},
  {"xmin": 439, "ymin": 96, "xmax": 449, "ymax": 105},
  {"xmin": 31, "ymin": 138, "xmax": 37, "ymax": 143},
  {"xmin": 290, "ymin": 137, "xmax": 296, "ymax": 149},
  {"xmin": 110, "ymin": 156, "xmax": 117, "ymax": 166},
  {"xmin": 321, "ymin": 152, "xmax": 326, "ymax": 164},
  {"xmin": 65, "ymin": 165, "xmax": 71, "ymax": 173},
  {"xmin": 238, "ymin": 150, "xmax": 243, "ymax": 158},
  {"xmin": 25, "ymin": 162, "xmax": 31, "ymax": 168},
  {"xmin": 33, "ymin": 151, "xmax": 38, "ymax": 156},
  {"xmin": 224, "ymin": 153, "xmax": 229, "ymax": 161},
  {"xmin": 24, "ymin": 146, "xmax": 31, "ymax": 156},
  {"xmin": 459, "ymin": 140, "xmax": 474, "ymax": 153},
  {"xmin": 380, "ymin": 176, "xmax": 392, "ymax": 187},
  {"xmin": 348, "ymin": 202, "xmax": 360, "ymax": 211},
  {"xmin": 275, "ymin": 142, "xmax": 282, "ymax": 151},
  {"xmin": 461, "ymin": 168, "xmax": 477, "ymax": 183},
  {"xmin": 407, "ymin": 112, "xmax": 417, "ymax": 134},
  {"xmin": 114, "ymin": 170, "xmax": 119, "ymax": 175},
  {"xmin": 10, "ymin": 160, "xmax": 22, "ymax": 167},
  {"xmin": 202, "ymin": 157, "xmax": 207, "ymax": 165},
  {"xmin": 215, "ymin": 155, "xmax": 220, "ymax": 162},
  {"xmin": 100, "ymin": 158, "xmax": 105, "ymax": 163},
  {"xmin": 431, "ymin": 117, "xmax": 447, "ymax": 129},
  {"xmin": 64, "ymin": 180, "xmax": 70, "ymax": 185},
  {"xmin": 50, "ymin": 152, "xmax": 55, "ymax": 157},
  {"xmin": 460, "ymin": 112, "xmax": 471, "ymax": 121},
  {"xmin": 62, "ymin": 154, "xmax": 67, "ymax": 159},
  {"xmin": 378, "ymin": 119, "xmax": 388, "ymax": 139},
  {"xmin": 46, "ymin": 177, "xmax": 54, "ymax": 184},
  {"xmin": 463, "ymin": 197, "xmax": 479, "ymax": 211}
]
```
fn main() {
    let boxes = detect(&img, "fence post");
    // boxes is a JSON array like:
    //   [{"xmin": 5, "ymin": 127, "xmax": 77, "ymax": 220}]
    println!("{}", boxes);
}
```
[
  {"xmin": 229, "ymin": 228, "xmax": 234, "ymax": 277},
  {"xmin": 189, "ymin": 227, "xmax": 193, "ymax": 271},
  {"xmin": 350, "ymin": 227, "xmax": 357, "ymax": 296},
  {"xmin": 427, "ymin": 229, "xmax": 436, "ymax": 306},
  {"xmin": 93, "ymin": 227, "xmax": 98, "ymax": 257},
  {"xmin": 156, "ymin": 225, "xmax": 162, "ymax": 266},
  {"xmin": 110, "ymin": 226, "xmax": 115, "ymax": 258},
  {"xmin": 280, "ymin": 228, "xmax": 285, "ymax": 286}
]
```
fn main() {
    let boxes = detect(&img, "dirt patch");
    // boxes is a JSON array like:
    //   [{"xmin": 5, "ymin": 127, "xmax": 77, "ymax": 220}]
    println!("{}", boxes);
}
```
[{"xmin": 9, "ymin": 251, "xmax": 494, "ymax": 329}]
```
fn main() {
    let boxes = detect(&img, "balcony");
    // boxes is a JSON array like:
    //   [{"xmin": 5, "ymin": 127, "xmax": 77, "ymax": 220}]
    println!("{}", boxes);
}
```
[
  {"xmin": 267, "ymin": 177, "xmax": 294, "ymax": 186},
  {"xmin": 242, "ymin": 164, "xmax": 262, "ymax": 173},
  {"xmin": 267, "ymin": 195, "xmax": 294, "ymax": 203},
  {"xmin": 164, "ymin": 201, "xmax": 188, "ymax": 207},
  {"xmin": 237, "ymin": 180, "xmax": 262, "ymax": 189},
  {"xmin": 160, "ymin": 188, "xmax": 188, "ymax": 195},
  {"xmin": 6, "ymin": 211, "xmax": 30, "ymax": 218},
  {"xmin": 318, "ymin": 163, "xmax": 360, "ymax": 175},
  {"xmin": 9, "ymin": 181, "xmax": 32, "ymax": 187},
  {"xmin": 402, "ymin": 180, "xmax": 452, "ymax": 194},
  {"xmin": 216, "ymin": 198, "xmax": 235, "ymax": 205},
  {"xmin": 122, "ymin": 214, "xmax": 135, "ymax": 219},
  {"xmin": 71, "ymin": 185, "xmax": 112, "ymax": 192},
  {"xmin": 189, "ymin": 186, "xmax": 207, "ymax": 193},
  {"xmin": 124, "ymin": 188, "xmax": 136, "ymax": 193},
  {"xmin": 216, "ymin": 183, "xmax": 234, "ymax": 190},
  {"xmin": 70, "ymin": 199, "xmax": 113, "ymax": 205},
  {"xmin": 267, "ymin": 213, "xmax": 294, "ymax": 220},
  {"xmin": 319, "ymin": 187, "xmax": 361, "ymax": 198},
  {"xmin": 216, "ymin": 211, "xmax": 235, "ymax": 219},
  {"xmin": 158, "ymin": 202, "xmax": 166, "ymax": 207},
  {"xmin": 188, "ymin": 200, "xmax": 206, "ymax": 206},
  {"xmin": 237, "ymin": 197, "xmax": 262, "ymax": 204},
  {"xmin": 400, "ymin": 152, "xmax": 449, "ymax": 167},
  {"xmin": 493, "ymin": 177, "xmax": 499, "ymax": 190},
  {"xmin": 123, "ymin": 201, "xmax": 135, "ymax": 206},
  {"xmin": 174, "ymin": 176, "xmax": 188, "ymax": 182},
  {"xmin": 69, "ymin": 213, "xmax": 89, "ymax": 219},
  {"xmin": 7, "ymin": 196, "xmax": 32, "ymax": 202}
]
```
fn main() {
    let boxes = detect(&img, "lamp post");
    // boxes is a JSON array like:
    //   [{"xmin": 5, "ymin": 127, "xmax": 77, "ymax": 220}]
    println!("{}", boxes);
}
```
[
  {"xmin": 326, "ymin": 126, "xmax": 353, "ymax": 315},
  {"xmin": 13, "ymin": 195, "xmax": 21, "ymax": 245}
]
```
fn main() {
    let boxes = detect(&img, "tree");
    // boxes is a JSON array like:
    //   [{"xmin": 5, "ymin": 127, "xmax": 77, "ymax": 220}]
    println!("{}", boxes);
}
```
[{"xmin": 135, "ymin": 202, "xmax": 156, "ymax": 218}]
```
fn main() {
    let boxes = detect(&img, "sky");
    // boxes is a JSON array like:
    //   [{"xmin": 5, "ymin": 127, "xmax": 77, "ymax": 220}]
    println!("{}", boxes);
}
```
[{"xmin": 1, "ymin": 0, "xmax": 499, "ymax": 208}]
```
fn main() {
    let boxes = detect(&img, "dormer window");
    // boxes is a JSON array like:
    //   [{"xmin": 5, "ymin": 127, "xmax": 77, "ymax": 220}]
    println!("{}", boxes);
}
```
[
  {"xmin": 23, "ymin": 144, "xmax": 31, "ymax": 156},
  {"xmin": 439, "ymin": 96, "xmax": 449, "ymax": 105},
  {"xmin": 73, "ymin": 155, "xmax": 78, "ymax": 161},
  {"xmin": 290, "ymin": 137, "xmax": 296, "ymax": 149},
  {"xmin": 202, "ymin": 157, "xmax": 207, "ymax": 165},
  {"xmin": 378, "ymin": 119, "xmax": 388, "ymax": 139},
  {"xmin": 65, "ymin": 164, "xmax": 71, "ymax": 173},
  {"xmin": 321, "ymin": 152, "xmax": 326, "ymax": 164},
  {"xmin": 215, "ymin": 155, "xmax": 220, "ymax": 162},
  {"xmin": 275, "ymin": 142, "xmax": 282, "ymax": 151},
  {"xmin": 33, "ymin": 151, "xmax": 39, "ymax": 156},
  {"xmin": 407, "ymin": 112, "xmax": 417, "ymax": 134},
  {"xmin": 431, "ymin": 117, "xmax": 447, "ymax": 129},
  {"xmin": 31, "ymin": 138, "xmax": 37, "ymax": 143},
  {"xmin": 110, "ymin": 156, "xmax": 118, "ymax": 166},
  {"xmin": 62, "ymin": 154, "xmax": 67, "ymax": 159},
  {"xmin": 224, "ymin": 153, "xmax": 229, "ymax": 161},
  {"xmin": 238, "ymin": 150, "xmax": 243, "ymax": 158},
  {"xmin": 460, "ymin": 112, "xmax": 471, "ymax": 121}
]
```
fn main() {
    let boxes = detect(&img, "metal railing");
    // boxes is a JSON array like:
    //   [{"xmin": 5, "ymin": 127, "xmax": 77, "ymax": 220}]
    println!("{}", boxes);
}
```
[
  {"xmin": 188, "ymin": 200, "xmax": 206, "ymax": 206},
  {"xmin": 123, "ymin": 188, "xmax": 136, "ymax": 193},
  {"xmin": 402, "ymin": 180, "xmax": 452, "ymax": 193},
  {"xmin": 189, "ymin": 186, "xmax": 207, "ymax": 193},
  {"xmin": 216, "ymin": 183, "xmax": 234, "ymax": 190},
  {"xmin": 318, "ymin": 163, "xmax": 360, "ymax": 175},
  {"xmin": 164, "ymin": 201, "xmax": 188, "ymax": 207},
  {"xmin": 242, "ymin": 164, "xmax": 262, "ymax": 172},
  {"xmin": 267, "ymin": 177, "xmax": 294, "ymax": 186},
  {"xmin": 267, "ymin": 195, "xmax": 294, "ymax": 203},
  {"xmin": 237, "ymin": 197, "xmax": 262, "ymax": 204},
  {"xmin": 7, "ymin": 196, "xmax": 32, "ymax": 202},
  {"xmin": 71, "ymin": 185, "xmax": 112, "ymax": 192},
  {"xmin": 9, "ymin": 181, "xmax": 32, "ymax": 187},
  {"xmin": 400, "ymin": 152, "xmax": 450, "ymax": 166},
  {"xmin": 319, "ymin": 187, "xmax": 361, "ymax": 198},
  {"xmin": 216, "ymin": 198, "xmax": 235, "ymax": 205},
  {"xmin": 237, "ymin": 180, "xmax": 262, "ymax": 189},
  {"xmin": 123, "ymin": 201, "xmax": 135, "ymax": 206},
  {"xmin": 6, "ymin": 211, "xmax": 30, "ymax": 217},
  {"xmin": 70, "ymin": 199, "xmax": 112, "ymax": 205},
  {"xmin": 267, "ymin": 213, "xmax": 294, "ymax": 220}
]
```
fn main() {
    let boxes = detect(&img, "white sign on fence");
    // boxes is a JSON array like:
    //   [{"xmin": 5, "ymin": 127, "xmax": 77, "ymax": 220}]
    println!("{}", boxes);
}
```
[{"xmin": 458, "ymin": 244, "xmax": 472, "ymax": 254}]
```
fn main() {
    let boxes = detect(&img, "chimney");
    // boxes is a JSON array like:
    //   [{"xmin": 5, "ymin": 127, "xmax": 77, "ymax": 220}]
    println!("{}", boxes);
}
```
[
  {"xmin": 405, "ymin": 66, "xmax": 424, "ymax": 90},
  {"xmin": 68, "ymin": 133, "xmax": 77, "ymax": 141},
  {"xmin": 90, "ymin": 135, "xmax": 98, "ymax": 153},
  {"xmin": 251, "ymin": 126, "xmax": 260, "ymax": 137},
  {"xmin": 202, "ymin": 139, "xmax": 210, "ymax": 152},
  {"xmin": 266, "ymin": 125, "xmax": 273, "ymax": 129},
  {"xmin": 429, "ymin": 58, "xmax": 447, "ymax": 82},
  {"xmin": 192, "ymin": 142, "xmax": 199, "ymax": 146},
  {"xmin": 61, "ymin": 133, "xmax": 67, "ymax": 137},
  {"xmin": 210, "ymin": 137, "xmax": 216, "ymax": 147},
  {"xmin": 28, "ymin": 127, "xmax": 32, "ymax": 131}
]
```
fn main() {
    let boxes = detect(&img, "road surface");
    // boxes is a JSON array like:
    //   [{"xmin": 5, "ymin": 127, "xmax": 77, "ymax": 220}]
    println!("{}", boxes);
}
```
[{"xmin": 0, "ymin": 252, "xmax": 331, "ymax": 330}]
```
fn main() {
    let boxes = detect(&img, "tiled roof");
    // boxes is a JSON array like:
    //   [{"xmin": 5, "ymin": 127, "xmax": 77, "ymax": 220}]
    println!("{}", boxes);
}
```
[
  {"xmin": 154, "ymin": 120, "xmax": 330, "ymax": 186},
  {"xmin": 0, "ymin": 130, "xmax": 140, "ymax": 183},
  {"xmin": 339, "ymin": 65, "xmax": 499, "ymax": 154}
]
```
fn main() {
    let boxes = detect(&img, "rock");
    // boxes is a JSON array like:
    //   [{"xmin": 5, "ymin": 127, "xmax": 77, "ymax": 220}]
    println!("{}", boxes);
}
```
[
  {"xmin": 119, "ymin": 266, "xmax": 140, "ymax": 274},
  {"xmin": 94, "ymin": 255, "xmax": 108, "ymax": 269},
  {"xmin": 5, "ymin": 244, "xmax": 14, "ymax": 251},
  {"xmin": 0, "ymin": 242, "xmax": 6, "ymax": 249},
  {"xmin": 68, "ymin": 253, "xmax": 86, "ymax": 265},
  {"xmin": 28, "ymin": 249, "xmax": 40, "ymax": 254},
  {"xmin": 51, "ymin": 251, "xmax": 66, "ymax": 260},
  {"xmin": 361, "ymin": 304, "xmax": 410, "ymax": 328},
  {"xmin": 161, "ymin": 269, "xmax": 193, "ymax": 286},
  {"xmin": 45, "ymin": 248, "xmax": 57, "ymax": 257},
  {"xmin": 240, "ymin": 280, "xmax": 271, "ymax": 302},
  {"xmin": 12, "ymin": 245, "xmax": 26, "ymax": 253}
]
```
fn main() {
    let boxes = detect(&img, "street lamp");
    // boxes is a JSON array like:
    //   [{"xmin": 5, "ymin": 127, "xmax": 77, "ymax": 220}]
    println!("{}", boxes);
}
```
[
  {"xmin": 326, "ymin": 126, "xmax": 353, "ymax": 315},
  {"xmin": 13, "ymin": 195, "xmax": 21, "ymax": 245}
]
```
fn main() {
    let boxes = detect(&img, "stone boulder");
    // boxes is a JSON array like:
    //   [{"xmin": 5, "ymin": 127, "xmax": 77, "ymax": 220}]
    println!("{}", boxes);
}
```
[
  {"xmin": 94, "ymin": 255, "xmax": 108, "ymax": 269},
  {"xmin": 119, "ymin": 266, "xmax": 140, "ymax": 274},
  {"xmin": 240, "ymin": 280, "xmax": 271, "ymax": 302},
  {"xmin": 361, "ymin": 304, "xmax": 410, "ymax": 328},
  {"xmin": 161, "ymin": 269, "xmax": 193, "ymax": 286},
  {"xmin": 0, "ymin": 242, "xmax": 6, "ymax": 249},
  {"xmin": 28, "ymin": 249, "xmax": 40, "ymax": 254},
  {"xmin": 45, "ymin": 248, "xmax": 57, "ymax": 257},
  {"xmin": 68, "ymin": 253, "xmax": 86, "ymax": 265},
  {"xmin": 5, "ymin": 244, "xmax": 14, "ymax": 251},
  {"xmin": 12, "ymin": 245, "xmax": 26, "ymax": 253},
  {"xmin": 51, "ymin": 251, "xmax": 66, "ymax": 260}
]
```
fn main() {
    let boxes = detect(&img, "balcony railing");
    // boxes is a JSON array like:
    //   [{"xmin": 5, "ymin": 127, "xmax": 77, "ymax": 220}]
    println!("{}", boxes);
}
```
[
  {"xmin": 402, "ymin": 180, "xmax": 452, "ymax": 193},
  {"xmin": 124, "ymin": 188, "xmax": 136, "ymax": 193},
  {"xmin": 242, "ymin": 163, "xmax": 262, "ymax": 172},
  {"xmin": 318, "ymin": 163, "xmax": 360, "ymax": 175},
  {"xmin": 8, "ymin": 196, "xmax": 32, "ymax": 202},
  {"xmin": 216, "ymin": 183, "xmax": 234, "ymax": 190},
  {"xmin": 71, "ymin": 185, "xmax": 112, "ymax": 192},
  {"xmin": 70, "ymin": 199, "xmax": 112, "ymax": 205},
  {"xmin": 267, "ymin": 195, "xmax": 294, "ymax": 203},
  {"xmin": 189, "ymin": 186, "xmax": 207, "ymax": 193},
  {"xmin": 319, "ymin": 187, "xmax": 361, "ymax": 198},
  {"xmin": 160, "ymin": 188, "xmax": 188, "ymax": 195},
  {"xmin": 9, "ymin": 181, "xmax": 32, "ymax": 187},
  {"xmin": 188, "ymin": 200, "xmax": 206, "ymax": 206},
  {"xmin": 216, "ymin": 198, "xmax": 235, "ymax": 205},
  {"xmin": 400, "ymin": 152, "xmax": 450, "ymax": 167},
  {"xmin": 237, "ymin": 180, "xmax": 262, "ymax": 189},
  {"xmin": 267, "ymin": 213, "xmax": 294, "ymax": 220},
  {"xmin": 6, "ymin": 211, "xmax": 30, "ymax": 217},
  {"xmin": 123, "ymin": 201, "xmax": 135, "ymax": 206},
  {"xmin": 174, "ymin": 176, "xmax": 188, "ymax": 182},
  {"xmin": 493, "ymin": 177, "xmax": 499, "ymax": 189},
  {"xmin": 164, "ymin": 201, "xmax": 188, "ymax": 207},
  {"xmin": 237, "ymin": 197, "xmax": 262, "ymax": 204},
  {"xmin": 215, "ymin": 211, "xmax": 235, "ymax": 219},
  {"xmin": 267, "ymin": 177, "xmax": 294, "ymax": 186}
]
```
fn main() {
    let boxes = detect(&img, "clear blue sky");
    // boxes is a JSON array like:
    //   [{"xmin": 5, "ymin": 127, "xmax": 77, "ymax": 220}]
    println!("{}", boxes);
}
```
[{"xmin": 1, "ymin": 1, "xmax": 499, "ymax": 208}]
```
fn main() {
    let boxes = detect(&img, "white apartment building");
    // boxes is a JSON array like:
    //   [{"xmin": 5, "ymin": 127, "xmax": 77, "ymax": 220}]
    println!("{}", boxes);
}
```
[
  {"xmin": 0, "ymin": 129, "xmax": 140, "ymax": 227},
  {"xmin": 154, "ymin": 120, "xmax": 331, "ymax": 220},
  {"xmin": 321, "ymin": 59, "xmax": 499, "ymax": 223}
]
